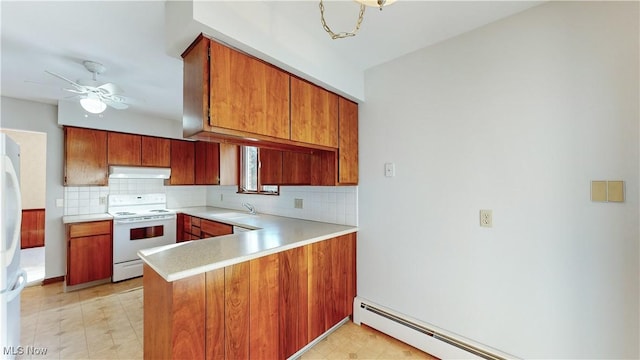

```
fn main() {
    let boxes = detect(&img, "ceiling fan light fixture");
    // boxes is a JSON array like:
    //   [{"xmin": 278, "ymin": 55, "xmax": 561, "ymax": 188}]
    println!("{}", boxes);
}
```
[
  {"xmin": 80, "ymin": 96, "xmax": 107, "ymax": 114},
  {"xmin": 355, "ymin": 0, "xmax": 397, "ymax": 10},
  {"xmin": 319, "ymin": 0, "xmax": 396, "ymax": 39}
]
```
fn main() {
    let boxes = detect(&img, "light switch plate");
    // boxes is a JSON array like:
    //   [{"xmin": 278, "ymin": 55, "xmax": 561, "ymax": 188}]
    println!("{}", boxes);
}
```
[
  {"xmin": 591, "ymin": 181, "xmax": 607, "ymax": 202},
  {"xmin": 607, "ymin": 181, "xmax": 624, "ymax": 202},
  {"xmin": 294, "ymin": 198, "xmax": 303, "ymax": 209}
]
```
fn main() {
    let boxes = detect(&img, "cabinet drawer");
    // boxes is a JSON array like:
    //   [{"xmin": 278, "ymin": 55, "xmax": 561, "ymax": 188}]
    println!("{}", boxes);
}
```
[
  {"xmin": 183, "ymin": 216, "xmax": 192, "ymax": 232},
  {"xmin": 200, "ymin": 220, "xmax": 233, "ymax": 237},
  {"xmin": 191, "ymin": 217, "xmax": 201, "ymax": 227},
  {"xmin": 69, "ymin": 220, "xmax": 111, "ymax": 238},
  {"xmin": 191, "ymin": 226, "xmax": 201, "ymax": 238}
]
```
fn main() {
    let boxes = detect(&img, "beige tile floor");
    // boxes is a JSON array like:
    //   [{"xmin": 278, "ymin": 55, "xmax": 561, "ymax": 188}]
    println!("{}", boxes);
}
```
[{"xmin": 19, "ymin": 278, "xmax": 436, "ymax": 360}]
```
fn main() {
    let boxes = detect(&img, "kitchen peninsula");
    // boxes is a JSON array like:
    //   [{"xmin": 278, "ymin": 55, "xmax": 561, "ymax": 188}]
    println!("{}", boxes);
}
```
[{"xmin": 139, "ymin": 207, "xmax": 357, "ymax": 360}]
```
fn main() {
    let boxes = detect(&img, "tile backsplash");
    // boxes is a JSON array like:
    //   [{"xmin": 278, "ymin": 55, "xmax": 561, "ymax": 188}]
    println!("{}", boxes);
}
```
[
  {"xmin": 108, "ymin": 178, "xmax": 164, "ymax": 195},
  {"xmin": 63, "ymin": 186, "xmax": 110, "ymax": 216},
  {"xmin": 64, "ymin": 180, "xmax": 358, "ymax": 226},
  {"xmin": 206, "ymin": 186, "xmax": 358, "ymax": 226},
  {"xmin": 64, "ymin": 178, "xmax": 207, "ymax": 215}
]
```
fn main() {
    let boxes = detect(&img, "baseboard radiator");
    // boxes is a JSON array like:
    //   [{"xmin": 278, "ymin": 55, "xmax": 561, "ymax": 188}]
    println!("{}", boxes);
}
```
[{"xmin": 353, "ymin": 297, "xmax": 516, "ymax": 360}]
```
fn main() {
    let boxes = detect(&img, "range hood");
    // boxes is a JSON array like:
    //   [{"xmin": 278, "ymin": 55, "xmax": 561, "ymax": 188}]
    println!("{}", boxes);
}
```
[{"xmin": 109, "ymin": 166, "xmax": 171, "ymax": 179}]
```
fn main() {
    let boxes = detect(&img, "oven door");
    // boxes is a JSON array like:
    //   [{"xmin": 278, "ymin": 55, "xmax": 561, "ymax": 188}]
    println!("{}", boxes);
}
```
[{"xmin": 113, "ymin": 216, "xmax": 177, "ymax": 264}]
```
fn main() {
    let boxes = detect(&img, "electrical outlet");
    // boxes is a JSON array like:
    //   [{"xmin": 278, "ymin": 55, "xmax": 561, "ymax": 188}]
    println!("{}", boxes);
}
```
[
  {"xmin": 384, "ymin": 163, "xmax": 396, "ymax": 177},
  {"xmin": 480, "ymin": 209, "xmax": 492, "ymax": 228},
  {"xmin": 99, "ymin": 196, "xmax": 106, "ymax": 205},
  {"xmin": 294, "ymin": 198, "xmax": 303, "ymax": 209}
]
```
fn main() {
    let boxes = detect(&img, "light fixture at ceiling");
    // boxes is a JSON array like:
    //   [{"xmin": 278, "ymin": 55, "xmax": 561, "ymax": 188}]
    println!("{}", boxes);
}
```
[
  {"xmin": 357, "ymin": 0, "xmax": 397, "ymax": 10},
  {"xmin": 319, "ymin": 0, "xmax": 396, "ymax": 40},
  {"xmin": 80, "ymin": 94, "xmax": 107, "ymax": 114}
]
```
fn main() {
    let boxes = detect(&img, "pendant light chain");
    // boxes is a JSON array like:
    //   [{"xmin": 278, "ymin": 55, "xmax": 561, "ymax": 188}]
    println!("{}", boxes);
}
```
[{"xmin": 319, "ymin": 0, "xmax": 366, "ymax": 39}]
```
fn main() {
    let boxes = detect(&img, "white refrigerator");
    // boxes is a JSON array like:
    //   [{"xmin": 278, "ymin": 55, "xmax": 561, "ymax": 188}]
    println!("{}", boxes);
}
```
[{"xmin": 0, "ymin": 134, "xmax": 26, "ymax": 359}]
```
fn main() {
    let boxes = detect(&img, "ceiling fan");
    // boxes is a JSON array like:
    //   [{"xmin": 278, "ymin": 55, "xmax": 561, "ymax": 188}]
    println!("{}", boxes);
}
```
[{"xmin": 46, "ymin": 60, "xmax": 129, "ymax": 114}]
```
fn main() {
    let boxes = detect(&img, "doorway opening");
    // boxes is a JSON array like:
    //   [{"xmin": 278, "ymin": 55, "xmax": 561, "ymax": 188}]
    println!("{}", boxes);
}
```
[{"xmin": 2, "ymin": 129, "xmax": 47, "ymax": 286}]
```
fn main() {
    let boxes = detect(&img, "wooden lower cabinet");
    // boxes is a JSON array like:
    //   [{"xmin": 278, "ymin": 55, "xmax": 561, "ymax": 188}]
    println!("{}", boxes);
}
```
[
  {"xmin": 280, "ymin": 245, "xmax": 309, "ymax": 358},
  {"xmin": 206, "ymin": 268, "xmax": 225, "ymax": 360},
  {"xmin": 249, "ymin": 254, "xmax": 280, "ymax": 359},
  {"xmin": 201, "ymin": 219, "xmax": 233, "ymax": 238},
  {"xmin": 143, "ymin": 233, "xmax": 356, "ymax": 360},
  {"xmin": 143, "ymin": 267, "xmax": 206, "ymax": 359},
  {"xmin": 309, "ymin": 233, "xmax": 356, "ymax": 340},
  {"xmin": 179, "ymin": 214, "xmax": 233, "ymax": 241},
  {"xmin": 66, "ymin": 220, "xmax": 112, "ymax": 286},
  {"xmin": 224, "ymin": 262, "xmax": 250, "ymax": 359},
  {"xmin": 21, "ymin": 209, "xmax": 45, "ymax": 249}
]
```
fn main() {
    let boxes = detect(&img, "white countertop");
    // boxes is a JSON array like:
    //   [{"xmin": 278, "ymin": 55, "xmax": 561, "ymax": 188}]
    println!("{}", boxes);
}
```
[
  {"xmin": 138, "ymin": 206, "xmax": 358, "ymax": 282},
  {"xmin": 62, "ymin": 213, "xmax": 114, "ymax": 224}
]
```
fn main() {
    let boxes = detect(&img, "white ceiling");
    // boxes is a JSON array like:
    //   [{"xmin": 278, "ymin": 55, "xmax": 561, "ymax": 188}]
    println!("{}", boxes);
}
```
[{"xmin": 1, "ymin": 1, "xmax": 542, "ymax": 122}]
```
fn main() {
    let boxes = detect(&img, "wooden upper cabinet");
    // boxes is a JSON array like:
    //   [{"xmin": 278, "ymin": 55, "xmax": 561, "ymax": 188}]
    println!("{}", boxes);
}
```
[
  {"xmin": 259, "ymin": 148, "xmax": 283, "ymax": 185},
  {"xmin": 141, "ymin": 136, "xmax": 171, "ymax": 167},
  {"xmin": 195, "ymin": 141, "xmax": 220, "ymax": 185},
  {"xmin": 338, "ymin": 98, "xmax": 358, "ymax": 184},
  {"xmin": 209, "ymin": 40, "xmax": 290, "ymax": 140},
  {"xmin": 181, "ymin": 35, "xmax": 357, "ymax": 187},
  {"xmin": 108, "ymin": 132, "xmax": 141, "ymax": 166},
  {"xmin": 260, "ymin": 149, "xmax": 311, "ymax": 185},
  {"xmin": 182, "ymin": 35, "xmax": 210, "ymax": 139},
  {"xmin": 64, "ymin": 127, "xmax": 108, "ymax": 186},
  {"xmin": 290, "ymin": 78, "xmax": 339, "ymax": 148},
  {"xmin": 282, "ymin": 152, "xmax": 311, "ymax": 185},
  {"xmin": 219, "ymin": 143, "xmax": 239, "ymax": 186},
  {"xmin": 108, "ymin": 132, "xmax": 171, "ymax": 168},
  {"xmin": 169, "ymin": 140, "xmax": 195, "ymax": 185}
]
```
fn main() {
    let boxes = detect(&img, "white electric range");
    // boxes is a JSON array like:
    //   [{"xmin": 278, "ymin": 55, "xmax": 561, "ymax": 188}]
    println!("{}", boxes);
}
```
[{"xmin": 108, "ymin": 194, "xmax": 176, "ymax": 282}]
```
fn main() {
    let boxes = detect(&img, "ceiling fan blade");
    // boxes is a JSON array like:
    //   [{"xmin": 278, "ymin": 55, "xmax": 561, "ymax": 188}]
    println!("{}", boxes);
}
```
[
  {"xmin": 44, "ymin": 70, "xmax": 85, "ymax": 92},
  {"xmin": 102, "ymin": 98, "xmax": 129, "ymax": 110},
  {"xmin": 63, "ymin": 88, "xmax": 85, "ymax": 94},
  {"xmin": 97, "ymin": 82, "xmax": 124, "ymax": 95}
]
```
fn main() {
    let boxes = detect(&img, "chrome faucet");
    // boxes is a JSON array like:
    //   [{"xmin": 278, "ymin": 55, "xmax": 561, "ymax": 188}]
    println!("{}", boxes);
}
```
[{"xmin": 242, "ymin": 202, "xmax": 256, "ymax": 215}]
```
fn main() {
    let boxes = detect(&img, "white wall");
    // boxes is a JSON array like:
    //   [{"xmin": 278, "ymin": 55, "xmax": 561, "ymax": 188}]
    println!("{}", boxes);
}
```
[
  {"xmin": 57, "ymin": 100, "xmax": 182, "ymax": 139},
  {"xmin": 0, "ymin": 129, "xmax": 46, "ymax": 209},
  {"xmin": 358, "ymin": 2, "xmax": 638, "ymax": 358},
  {"xmin": 1, "ymin": 97, "xmax": 65, "ymax": 279}
]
